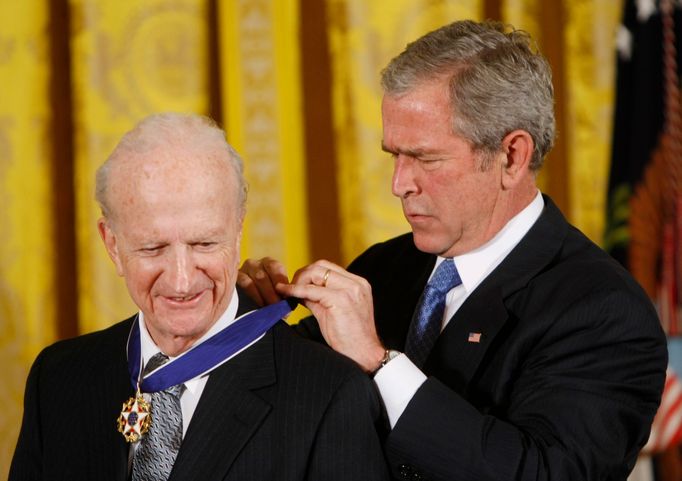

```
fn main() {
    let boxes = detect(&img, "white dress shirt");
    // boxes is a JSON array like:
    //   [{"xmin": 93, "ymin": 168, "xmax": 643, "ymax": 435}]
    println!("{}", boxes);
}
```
[{"xmin": 374, "ymin": 191, "xmax": 545, "ymax": 428}]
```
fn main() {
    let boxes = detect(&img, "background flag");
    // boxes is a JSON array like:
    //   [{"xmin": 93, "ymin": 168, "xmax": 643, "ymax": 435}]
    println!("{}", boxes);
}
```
[{"xmin": 605, "ymin": 1, "xmax": 682, "ymax": 479}]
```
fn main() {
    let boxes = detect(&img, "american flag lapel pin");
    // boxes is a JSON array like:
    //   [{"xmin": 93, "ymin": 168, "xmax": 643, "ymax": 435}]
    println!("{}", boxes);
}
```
[{"xmin": 468, "ymin": 332, "xmax": 482, "ymax": 343}]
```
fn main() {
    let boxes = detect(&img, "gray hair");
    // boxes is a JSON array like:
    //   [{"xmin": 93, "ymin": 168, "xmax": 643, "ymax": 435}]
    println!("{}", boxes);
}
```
[
  {"xmin": 381, "ymin": 20, "xmax": 555, "ymax": 171},
  {"xmin": 95, "ymin": 113, "xmax": 247, "ymax": 217}
]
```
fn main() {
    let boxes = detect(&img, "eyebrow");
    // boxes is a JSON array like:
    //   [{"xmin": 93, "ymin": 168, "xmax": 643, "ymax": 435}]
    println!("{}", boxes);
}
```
[{"xmin": 381, "ymin": 143, "xmax": 430, "ymax": 158}]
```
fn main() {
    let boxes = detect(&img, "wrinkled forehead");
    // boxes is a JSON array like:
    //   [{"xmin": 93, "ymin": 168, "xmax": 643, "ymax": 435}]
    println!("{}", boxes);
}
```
[{"xmin": 107, "ymin": 145, "xmax": 238, "ymax": 214}]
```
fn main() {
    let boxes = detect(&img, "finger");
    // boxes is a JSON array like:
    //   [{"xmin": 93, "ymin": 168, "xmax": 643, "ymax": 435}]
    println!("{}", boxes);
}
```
[
  {"xmin": 290, "ymin": 262, "xmax": 361, "ymax": 290},
  {"xmin": 239, "ymin": 258, "xmax": 264, "ymax": 277},
  {"xmin": 237, "ymin": 271, "xmax": 265, "ymax": 306},
  {"xmin": 252, "ymin": 267, "xmax": 283, "ymax": 305},
  {"xmin": 289, "ymin": 260, "xmax": 338, "ymax": 285},
  {"xmin": 276, "ymin": 282, "xmax": 330, "ymax": 305},
  {"xmin": 239, "ymin": 257, "xmax": 285, "ymax": 305},
  {"xmin": 262, "ymin": 257, "xmax": 290, "ymax": 285}
]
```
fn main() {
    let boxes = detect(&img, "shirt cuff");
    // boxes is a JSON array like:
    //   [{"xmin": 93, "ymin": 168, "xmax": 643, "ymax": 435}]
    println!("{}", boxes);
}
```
[{"xmin": 373, "ymin": 353, "xmax": 427, "ymax": 428}]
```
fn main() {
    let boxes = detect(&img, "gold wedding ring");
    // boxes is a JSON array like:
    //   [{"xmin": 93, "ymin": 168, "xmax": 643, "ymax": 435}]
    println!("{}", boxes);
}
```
[{"xmin": 322, "ymin": 269, "xmax": 331, "ymax": 287}]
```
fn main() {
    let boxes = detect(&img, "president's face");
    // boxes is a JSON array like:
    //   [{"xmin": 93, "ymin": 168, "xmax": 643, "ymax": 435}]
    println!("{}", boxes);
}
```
[
  {"xmin": 382, "ymin": 78, "xmax": 505, "ymax": 257},
  {"xmin": 99, "ymin": 148, "xmax": 242, "ymax": 355}
]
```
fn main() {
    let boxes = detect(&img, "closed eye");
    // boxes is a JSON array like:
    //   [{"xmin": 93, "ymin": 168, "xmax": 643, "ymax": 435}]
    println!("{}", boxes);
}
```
[
  {"xmin": 193, "ymin": 242, "xmax": 217, "ymax": 251},
  {"xmin": 138, "ymin": 246, "xmax": 164, "ymax": 255},
  {"xmin": 417, "ymin": 157, "xmax": 445, "ymax": 170}
]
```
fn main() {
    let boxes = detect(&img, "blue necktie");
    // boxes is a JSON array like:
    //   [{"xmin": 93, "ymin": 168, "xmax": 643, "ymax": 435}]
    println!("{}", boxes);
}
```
[{"xmin": 405, "ymin": 259, "xmax": 462, "ymax": 368}]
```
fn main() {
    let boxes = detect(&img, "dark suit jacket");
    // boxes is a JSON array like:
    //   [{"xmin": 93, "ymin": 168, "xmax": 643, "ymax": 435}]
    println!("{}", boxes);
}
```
[
  {"xmin": 9, "ymin": 292, "xmax": 389, "ymax": 481},
  {"xmin": 301, "ymin": 195, "xmax": 667, "ymax": 481}
]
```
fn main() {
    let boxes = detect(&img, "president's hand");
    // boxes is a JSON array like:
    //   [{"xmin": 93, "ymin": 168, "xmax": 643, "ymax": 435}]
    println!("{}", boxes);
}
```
[
  {"xmin": 237, "ymin": 257, "xmax": 289, "ymax": 306},
  {"xmin": 276, "ymin": 260, "xmax": 385, "ymax": 373}
]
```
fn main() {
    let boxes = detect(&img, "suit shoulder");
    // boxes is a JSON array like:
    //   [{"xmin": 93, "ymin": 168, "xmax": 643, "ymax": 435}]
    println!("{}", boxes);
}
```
[
  {"xmin": 349, "ymin": 233, "xmax": 431, "ymax": 278},
  {"xmin": 520, "ymin": 226, "xmax": 663, "ymax": 343},
  {"xmin": 271, "ymin": 322, "xmax": 368, "ymax": 384},
  {"xmin": 557, "ymin": 226, "xmax": 651, "ymax": 298},
  {"xmin": 349, "ymin": 233, "xmax": 415, "ymax": 266},
  {"xmin": 35, "ymin": 317, "xmax": 134, "ymax": 371}
]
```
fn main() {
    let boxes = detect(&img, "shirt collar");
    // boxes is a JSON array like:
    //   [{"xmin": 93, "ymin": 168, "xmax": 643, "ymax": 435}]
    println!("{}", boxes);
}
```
[{"xmin": 434, "ymin": 190, "xmax": 544, "ymax": 294}]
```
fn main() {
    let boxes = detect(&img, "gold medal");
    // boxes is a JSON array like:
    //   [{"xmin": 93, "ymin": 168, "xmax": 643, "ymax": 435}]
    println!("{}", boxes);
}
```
[{"xmin": 117, "ymin": 388, "xmax": 151, "ymax": 443}]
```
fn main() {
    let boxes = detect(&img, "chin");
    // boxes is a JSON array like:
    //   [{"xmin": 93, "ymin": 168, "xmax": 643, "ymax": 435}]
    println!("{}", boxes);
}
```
[
  {"xmin": 164, "ymin": 312, "xmax": 213, "ymax": 336},
  {"xmin": 412, "ymin": 234, "xmax": 443, "ymax": 255}
]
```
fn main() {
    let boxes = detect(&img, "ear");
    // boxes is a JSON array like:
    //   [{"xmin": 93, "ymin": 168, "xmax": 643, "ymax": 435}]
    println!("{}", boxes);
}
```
[
  {"xmin": 97, "ymin": 217, "xmax": 125, "ymax": 276},
  {"xmin": 234, "ymin": 219, "xmax": 244, "ymax": 268},
  {"xmin": 500, "ymin": 129, "xmax": 534, "ymax": 189}
]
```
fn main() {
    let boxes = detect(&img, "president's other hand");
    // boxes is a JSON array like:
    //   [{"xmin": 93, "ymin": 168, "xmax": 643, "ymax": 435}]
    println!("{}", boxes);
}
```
[{"xmin": 237, "ymin": 257, "xmax": 289, "ymax": 306}]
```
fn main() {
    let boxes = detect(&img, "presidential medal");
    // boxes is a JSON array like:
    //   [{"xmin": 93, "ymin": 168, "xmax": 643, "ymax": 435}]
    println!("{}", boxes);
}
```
[{"xmin": 117, "ymin": 389, "xmax": 151, "ymax": 443}]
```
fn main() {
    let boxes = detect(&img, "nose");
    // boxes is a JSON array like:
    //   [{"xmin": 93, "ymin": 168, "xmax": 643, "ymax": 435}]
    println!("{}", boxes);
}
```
[
  {"xmin": 392, "ymin": 155, "xmax": 419, "ymax": 198},
  {"xmin": 168, "ymin": 245, "xmax": 193, "ymax": 294}
]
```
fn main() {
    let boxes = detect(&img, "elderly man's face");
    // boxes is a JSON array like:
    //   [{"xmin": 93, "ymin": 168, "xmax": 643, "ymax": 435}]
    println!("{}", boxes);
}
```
[{"xmin": 98, "ymin": 149, "xmax": 242, "ymax": 355}]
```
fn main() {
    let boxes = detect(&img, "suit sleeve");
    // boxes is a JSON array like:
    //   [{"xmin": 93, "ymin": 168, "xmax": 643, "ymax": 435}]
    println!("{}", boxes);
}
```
[
  {"xmin": 9, "ymin": 351, "xmax": 45, "ymax": 481},
  {"xmin": 305, "ymin": 370, "xmax": 390, "ymax": 481},
  {"xmin": 384, "ymin": 289, "xmax": 667, "ymax": 481}
]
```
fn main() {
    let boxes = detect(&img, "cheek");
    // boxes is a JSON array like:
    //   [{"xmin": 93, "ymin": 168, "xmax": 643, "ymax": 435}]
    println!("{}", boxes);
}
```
[
  {"xmin": 205, "ymin": 250, "xmax": 239, "ymax": 286},
  {"xmin": 428, "ymin": 174, "xmax": 493, "ymax": 226},
  {"xmin": 123, "ymin": 258, "xmax": 163, "ymax": 291}
]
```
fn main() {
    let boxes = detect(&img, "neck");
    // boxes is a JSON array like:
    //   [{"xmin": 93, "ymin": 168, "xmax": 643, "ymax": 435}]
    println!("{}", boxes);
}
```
[{"xmin": 152, "ymin": 334, "xmax": 200, "ymax": 357}]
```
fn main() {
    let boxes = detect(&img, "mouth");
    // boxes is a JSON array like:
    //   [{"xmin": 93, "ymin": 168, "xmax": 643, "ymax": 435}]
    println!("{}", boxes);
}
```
[
  {"xmin": 161, "ymin": 290, "xmax": 207, "ymax": 307},
  {"xmin": 404, "ymin": 212, "xmax": 431, "ymax": 223}
]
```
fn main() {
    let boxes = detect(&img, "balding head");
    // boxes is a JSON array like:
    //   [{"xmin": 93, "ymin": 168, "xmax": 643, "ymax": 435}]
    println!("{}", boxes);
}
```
[{"xmin": 96, "ymin": 113, "xmax": 247, "ymax": 223}]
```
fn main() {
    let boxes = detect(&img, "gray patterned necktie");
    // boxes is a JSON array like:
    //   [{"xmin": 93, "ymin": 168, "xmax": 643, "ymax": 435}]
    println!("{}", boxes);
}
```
[
  {"xmin": 131, "ymin": 353, "xmax": 185, "ymax": 481},
  {"xmin": 405, "ymin": 258, "xmax": 462, "ymax": 368}
]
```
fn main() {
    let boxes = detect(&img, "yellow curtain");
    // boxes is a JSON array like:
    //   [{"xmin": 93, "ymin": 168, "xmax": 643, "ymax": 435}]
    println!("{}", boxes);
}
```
[
  {"xmin": 219, "ymin": 0, "xmax": 310, "ymax": 322},
  {"xmin": 327, "ymin": 0, "xmax": 484, "ymax": 264},
  {"xmin": 220, "ymin": 0, "xmax": 310, "ymax": 275},
  {"xmin": 563, "ymin": 0, "xmax": 622, "ymax": 243},
  {"xmin": 69, "ymin": 0, "xmax": 210, "ymax": 333},
  {"xmin": 503, "ymin": 0, "xmax": 541, "ymax": 38},
  {"xmin": 0, "ymin": 1, "xmax": 54, "ymax": 476}
]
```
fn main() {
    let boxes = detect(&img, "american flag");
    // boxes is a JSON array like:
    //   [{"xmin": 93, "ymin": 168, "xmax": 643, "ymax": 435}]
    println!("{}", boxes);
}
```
[
  {"xmin": 468, "ymin": 332, "xmax": 481, "ymax": 343},
  {"xmin": 642, "ymin": 367, "xmax": 682, "ymax": 453}
]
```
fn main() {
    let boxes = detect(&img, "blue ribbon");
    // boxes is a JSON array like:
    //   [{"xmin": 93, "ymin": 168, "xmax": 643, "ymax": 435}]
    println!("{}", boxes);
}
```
[{"xmin": 126, "ymin": 298, "xmax": 298, "ymax": 393}]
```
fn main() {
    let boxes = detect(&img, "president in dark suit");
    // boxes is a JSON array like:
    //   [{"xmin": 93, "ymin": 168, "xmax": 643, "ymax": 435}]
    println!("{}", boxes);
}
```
[
  {"xmin": 9, "ymin": 113, "xmax": 389, "ymax": 481},
  {"xmin": 239, "ymin": 20, "xmax": 668, "ymax": 480}
]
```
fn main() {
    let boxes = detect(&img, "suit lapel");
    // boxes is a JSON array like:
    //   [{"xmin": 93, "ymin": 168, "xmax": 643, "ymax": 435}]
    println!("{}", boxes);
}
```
[
  {"xmin": 381, "ymin": 246, "xmax": 435, "ymax": 350},
  {"xmin": 427, "ymin": 196, "xmax": 569, "ymax": 390},
  {"xmin": 110, "ymin": 364, "xmax": 134, "ymax": 481},
  {"xmin": 88, "ymin": 318, "xmax": 137, "ymax": 481},
  {"xmin": 169, "ymin": 294, "xmax": 277, "ymax": 481}
]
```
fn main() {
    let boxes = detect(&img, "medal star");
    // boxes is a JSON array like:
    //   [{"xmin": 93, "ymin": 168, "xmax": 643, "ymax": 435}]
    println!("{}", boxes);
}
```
[
  {"xmin": 118, "ymin": 395, "xmax": 151, "ymax": 442},
  {"xmin": 121, "ymin": 398, "xmax": 149, "ymax": 435}
]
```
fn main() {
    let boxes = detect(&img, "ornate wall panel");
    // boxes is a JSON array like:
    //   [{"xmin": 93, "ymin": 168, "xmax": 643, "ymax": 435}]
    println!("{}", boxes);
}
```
[
  {"xmin": 564, "ymin": 0, "xmax": 622, "ymax": 243},
  {"xmin": 219, "ymin": 0, "xmax": 310, "ymax": 274},
  {"xmin": 0, "ymin": 1, "xmax": 54, "ymax": 476},
  {"xmin": 326, "ymin": 0, "xmax": 483, "ymax": 263},
  {"xmin": 69, "ymin": 0, "xmax": 209, "ymax": 333}
]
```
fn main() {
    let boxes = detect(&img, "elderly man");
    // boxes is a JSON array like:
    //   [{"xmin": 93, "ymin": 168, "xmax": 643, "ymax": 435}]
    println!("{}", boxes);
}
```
[
  {"xmin": 10, "ymin": 113, "xmax": 389, "ymax": 481},
  {"xmin": 239, "ymin": 20, "xmax": 667, "ymax": 481}
]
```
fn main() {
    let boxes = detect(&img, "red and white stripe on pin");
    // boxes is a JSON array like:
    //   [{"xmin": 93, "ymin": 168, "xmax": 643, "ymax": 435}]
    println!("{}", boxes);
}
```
[{"xmin": 468, "ymin": 332, "xmax": 481, "ymax": 343}]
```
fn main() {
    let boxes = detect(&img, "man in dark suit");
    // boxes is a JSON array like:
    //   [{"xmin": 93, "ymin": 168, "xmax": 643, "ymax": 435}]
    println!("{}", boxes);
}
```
[
  {"xmin": 9, "ymin": 113, "xmax": 389, "ymax": 481},
  {"xmin": 238, "ymin": 20, "xmax": 668, "ymax": 480}
]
